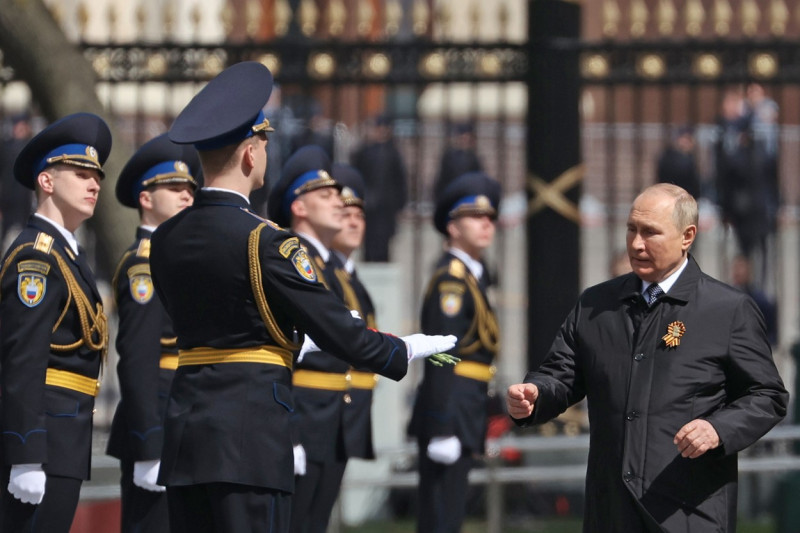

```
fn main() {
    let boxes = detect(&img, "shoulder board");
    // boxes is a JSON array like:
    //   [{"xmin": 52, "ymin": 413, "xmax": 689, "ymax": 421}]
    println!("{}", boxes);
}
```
[
  {"xmin": 278, "ymin": 236, "xmax": 300, "ymax": 259},
  {"xmin": 127, "ymin": 263, "xmax": 151, "ymax": 278},
  {"xmin": 34, "ymin": 233, "xmax": 54, "ymax": 254},
  {"xmin": 245, "ymin": 211, "xmax": 282, "ymax": 231},
  {"xmin": 448, "ymin": 259, "xmax": 466, "ymax": 279},
  {"xmin": 136, "ymin": 238, "xmax": 151, "ymax": 258}
]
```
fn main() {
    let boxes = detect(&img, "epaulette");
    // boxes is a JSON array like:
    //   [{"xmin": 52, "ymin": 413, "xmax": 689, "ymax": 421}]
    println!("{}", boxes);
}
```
[
  {"xmin": 33, "ymin": 232, "xmax": 54, "ymax": 254},
  {"xmin": 448, "ymin": 259, "xmax": 466, "ymax": 279},
  {"xmin": 136, "ymin": 238, "xmax": 151, "ymax": 258}
]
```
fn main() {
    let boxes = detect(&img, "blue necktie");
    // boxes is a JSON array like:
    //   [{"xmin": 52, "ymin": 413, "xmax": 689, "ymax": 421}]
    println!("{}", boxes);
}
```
[{"xmin": 645, "ymin": 283, "xmax": 664, "ymax": 306}]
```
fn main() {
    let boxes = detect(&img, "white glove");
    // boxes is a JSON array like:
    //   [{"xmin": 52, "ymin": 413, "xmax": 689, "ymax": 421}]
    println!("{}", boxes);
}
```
[
  {"xmin": 133, "ymin": 460, "xmax": 166, "ymax": 492},
  {"xmin": 8, "ymin": 463, "xmax": 46, "ymax": 504},
  {"xmin": 427, "ymin": 436, "xmax": 462, "ymax": 465},
  {"xmin": 293, "ymin": 444, "xmax": 307, "ymax": 476},
  {"xmin": 298, "ymin": 310, "xmax": 363, "ymax": 363},
  {"xmin": 402, "ymin": 334, "xmax": 457, "ymax": 361}
]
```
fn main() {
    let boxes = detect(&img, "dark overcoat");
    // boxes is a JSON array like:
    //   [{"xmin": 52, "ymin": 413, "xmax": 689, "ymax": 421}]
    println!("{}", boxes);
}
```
[{"xmin": 521, "ymin": 257, "xmax": 787, "ymax": 532}]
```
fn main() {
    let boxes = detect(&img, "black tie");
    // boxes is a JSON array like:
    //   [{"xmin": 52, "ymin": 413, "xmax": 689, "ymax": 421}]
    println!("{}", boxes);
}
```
[{"xmin": 645, "ymin": 283, "xmax": 664, "ymax": 306}]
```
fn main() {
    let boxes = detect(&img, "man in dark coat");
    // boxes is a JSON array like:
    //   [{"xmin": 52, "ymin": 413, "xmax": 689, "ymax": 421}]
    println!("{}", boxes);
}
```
[
  {"xmin": 432, "ymin": 123, "xmax": 482, "ymax": 203},
  {"xmin": 656, "ymin": 125, "xmax": 701, "ymax": 200},
  {"xmin": 350, "ymin": 115, "xmax": 407, "ymax": 262},
  {"xmin": 106, "ymin": 133, "xmax": 201, "ymax": 532},
  {"xmin": 0, "ymin": 113, "xmax": 111, "ymax": 532},
  {"xmin": 151, "ymin": 61, "xmax": 455, "ymax": 533},
  {"xmin": 0, "ymin": 113, "xmax": 35, "ymax": 251},
  {"xmin": 409, "ymin": 172, "xmax": 501, "ymax": 533},
  {"xmin": 507, "ymin": 183, "xmax": 787, "ymax": 532}
]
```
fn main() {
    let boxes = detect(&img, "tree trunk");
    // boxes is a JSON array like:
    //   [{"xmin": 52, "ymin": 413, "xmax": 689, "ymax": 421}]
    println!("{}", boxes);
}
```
[{"xmin": 0, "ymin": 0, "xmax": 136, "ymax": 278}]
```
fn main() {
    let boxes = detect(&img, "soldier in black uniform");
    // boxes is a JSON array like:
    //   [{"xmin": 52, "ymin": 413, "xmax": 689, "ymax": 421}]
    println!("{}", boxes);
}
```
[
  {"xmin": 409, "ymin": 172, "xmax": 501, "ymax": 533},
  {"xmin": 0, "ymin": 112, "xmax": 111, "ymax": 532},
  {"xmin": 267, "ymin": 148, "xmax": 357, "ymax": 533},
  {"xmin": 331, "ymin": 163, "xmax": 379, "ymax": 465},
  {"xmin": 106, "ymin": 133, "xmax": 201, "ymax": 532},
  {"xmin": 149, "ymin": 61, "xmax": 455, "ymax": 533}
]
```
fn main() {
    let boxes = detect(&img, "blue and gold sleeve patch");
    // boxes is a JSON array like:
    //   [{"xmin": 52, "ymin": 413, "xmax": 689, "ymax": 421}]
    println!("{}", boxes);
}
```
[
  {"xmin": 17, "ymin": 260, "xmax": 50, "ymax": 307},
  {"xmin": 127, "ymin": 263, "xmax": 154, "ymax": 304},
  {"xmin": 292, "ymin": 248, "xmax": 317, "ymax": 282}
]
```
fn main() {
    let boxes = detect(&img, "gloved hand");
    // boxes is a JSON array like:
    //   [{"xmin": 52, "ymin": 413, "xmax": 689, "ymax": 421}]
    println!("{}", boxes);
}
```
[
  {"xmin": 293, "ymin": 444, "xmax": 307, "ymax": 476},
  {"xmin": 402, "ymin": 334, "xmax": 457, "ymax": 362},
  {"xmin": 8, "ymin": 463, "xmax": 46, "ymax": 504},
  {"xmin": 298, "ymin": 310, "xmax": 363, "ymax": 363},
  {"xmin": 133, "ymin": 460, "xmax": 166, "ymax": 492},
  {"xmin": 427, "ymin": 436, "xmax": 462, "ymax": 465}
]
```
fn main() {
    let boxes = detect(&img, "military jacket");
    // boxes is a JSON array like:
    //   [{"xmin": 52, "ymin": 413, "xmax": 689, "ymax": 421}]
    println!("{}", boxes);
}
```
[
  {"xmin": 107, "ymin": 227, "xmax": 177, "ymax": 463},
  {"xmin": 409, "ymin": 252, "xmax": 499, "ymax": 453},
  {"xmin": 0, "ymin": 216, "xmax": 107, "ymax": 479},
  {"xmin": 149, "ymin": 189, "xmax": 408, "ymax": 493}
]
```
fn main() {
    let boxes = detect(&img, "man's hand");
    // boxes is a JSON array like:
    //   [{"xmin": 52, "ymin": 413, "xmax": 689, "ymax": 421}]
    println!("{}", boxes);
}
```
[
  {"xmin": 403, "ymin": 334, "xmax": 457, "ymax": 361},
  {"xmin": 506, "ymin": 383, "xmax": 539, "ymax": 419},
  {"xmin": 293, "ymin": 444, "xmax": 307, "ymax": 476},
  {"xmin": 427, "ymin": 436, "xmax": 462, "ymax": 464},
  {"xmin": 8, "ymin": 463, "xmax": 46, "ymax": 504},
  {"xmin": 133, "ymin": 460, "xmax": 166, "ymax": 492},
  {"xmin": 674, "ymin": 419, "xmax": 720, "ymax": 458}
]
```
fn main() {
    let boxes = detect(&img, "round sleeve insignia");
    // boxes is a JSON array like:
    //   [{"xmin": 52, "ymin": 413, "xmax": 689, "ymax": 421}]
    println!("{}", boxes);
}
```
[
  {"xmin": 440, "ymin": 292, "xmax": 463, "ymax": 316},
  {"xmin": 18, "ymin": 273, "xmax": 46, "ymax": 307},
  {"xmin": 129, "ymin": 273, "xmax": 154, "ymax": 304},
  {"xmin": 292, "ymin": 249, "xmax": 318, "ymax": 282}
]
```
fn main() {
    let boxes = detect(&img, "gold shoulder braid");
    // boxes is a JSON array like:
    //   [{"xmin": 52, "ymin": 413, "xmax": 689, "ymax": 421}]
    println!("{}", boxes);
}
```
[
  {"xmin": 0, "ymin": 241, "xmax": 108, "ymax": 364},
  {"xmin": 334, "ymin": 269, "xmax": 363, "ymax": 319},
  {"xmin": 248, "ymin": 224, "xmax": 301, "ymax": 351}
]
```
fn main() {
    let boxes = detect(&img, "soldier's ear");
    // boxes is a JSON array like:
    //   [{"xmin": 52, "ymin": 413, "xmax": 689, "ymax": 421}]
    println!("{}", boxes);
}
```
[{"xmin": 36, "ymin": 170, "xmax": 54, "ymax": 194}]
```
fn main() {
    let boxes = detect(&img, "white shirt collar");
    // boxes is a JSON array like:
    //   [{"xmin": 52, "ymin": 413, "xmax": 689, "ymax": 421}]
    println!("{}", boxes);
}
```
[
  {"xmin": 140, "ymin": 225, "xmax": 157, "ymax": 233},
  {"xmin": 448, "ymin": 247, "xmax": 484, "ymax": 280},
  {"xmin": 334, "ymin": 250, "xmax": 355, "ymax": 274},
  {"xmin": 641, "ymin": 257, "xmax": 689, "ymax": 295},
  {"xmin": 33, "ymin": 213, "xmax": 80, "ymax": 255},
  {"xmin": 202, "ymin": 187, "xmax": 251, "ymax": 204},
  {"xmin": 297, "ymin": 232, "xmax": 330, "ymax": 262}
]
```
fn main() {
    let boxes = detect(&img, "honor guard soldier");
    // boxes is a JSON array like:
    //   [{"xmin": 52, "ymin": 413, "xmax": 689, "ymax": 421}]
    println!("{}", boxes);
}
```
[
  {"xmin": 149, "ymin": 61, "xmax": 455, "ymax": 533},
  {"xmin": 106, "ymin": 133, "xmax": 201, "ymax": 532},
  {"xmin": 330, "ymin": 164, "xmax": 380, "ymax": 465},
  {"xmin": 266, "ymin": 150, "xmax": 363, "ymax": 533},
  {"xmin": 0, "ymin": 112, "xmax": 111, "ymax": 532},
  {"xmin": 409, "ymin": 172, "xmax": 501, "ymax": 533}
]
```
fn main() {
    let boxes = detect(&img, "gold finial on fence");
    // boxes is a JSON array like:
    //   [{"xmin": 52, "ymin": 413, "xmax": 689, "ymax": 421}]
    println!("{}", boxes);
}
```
[
  {"xmin": 630, "ymin": 0, "xmax": 648, "ymax": 38},
  {"xmin": 363, "ymin": 52, "xmax": 391, "ymax": 78},
  {"xmin": 77, "ymin": 1, "xmax": 90, "ymax": 37},
  {"xmin": 637, "ymin": 54, "xmax": 666, "ymax": 79},
  {"xmin": 327, "ymin": 0, "xmax": 346, "ymax": 37},
  {"xmin": 602, "ymin": 0, "xmax": 620, "ymax": 38},
  {"xmin": 770, "ymin": 0, "xmax": 789, "ymax": 36},
  {"xmin": 741, "ymin": 0, "xmax": 760, "ymax": 36},
  {"xmin": 581, "ymin": 53, "xmax": 610, "ymax": 79},
  {"xmin": 657, "ymin": 0, "xmax": 677, "ymax": 36},
  {"xmin": 357, "ymin": 0, "xmax": 375, "ymax": 37},
  {"xmin": 693, "ymin": 53, "xmax": 721, "ymax": 79},
  {"xmin": 299, "ymin": 0, "xmax": 319, "ymax": 37},
  {"xmin": 163, "ymin": 3, "xmax": 174, "ymax": 36},
  {"xmin": 713, "ymin": 0, "xmax": 732, "ymax": 36},
  {"xmin": 386, "ymin": 0, "xmax": 403, "ymax": 37},
  {"xmin": 258, "ymin": 53, "xmax": 281, "ymax": 76},
  {"xmin": 308, "ymin": 52, "xmax": 336, "ymax": 79},
  {"xmin": 412, "ymin": 0, "xmax": 430, "ymax": 36},
  {"xmin": 274, "ymin": 0, "xmax": 291, "ymax": 37},
  {"xmin": 246, "ymin": 0, "xmax": 262, "ymax": 38},
  {"xmin": 221, "ymin": 3, "xmax": 235, "ymax": 36},
  {"xmin": 749, "ymin": 52, "xmax": 778, "ymax": 79},
  {"xmin": 684, "ymin": 0, "xmax": 705, "ymax": 36}
]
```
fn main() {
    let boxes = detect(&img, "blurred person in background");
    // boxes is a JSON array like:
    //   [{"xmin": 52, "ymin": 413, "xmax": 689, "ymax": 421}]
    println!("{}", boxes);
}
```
[
  {"xmin": 433, "ymin": 123, "xmax": 483, "ymax": 203},
  {"xmin": 0, "ymin": 112, "xmax": 35, "ymax": 252},
  {"xmin": 350, "ymin": 114, "xmax": 407, "ymax": 262},
  {"xmin": 656, "ymin": 125, "xmax": 701, "ymax": 200}
]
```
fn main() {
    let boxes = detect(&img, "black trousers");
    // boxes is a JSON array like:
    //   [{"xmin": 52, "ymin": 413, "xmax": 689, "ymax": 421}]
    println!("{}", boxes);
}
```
[
  {"xmin": 120, "ymin": 460, "xmax": 169, "ymax": 533},
  {"xmin": 289, "ymin": 459, "xmax": 347, "ymax": 533},
  {"xmin": 416, "ymin": 447, "xmax": 473, "ymax": 533},
  {"xmin": 1, "ymin": 471, "xmax": 82, "ymax": 533},
  {"xmin": 167, "ymin": 482, "xmax": 290, "ymax": 533}
]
